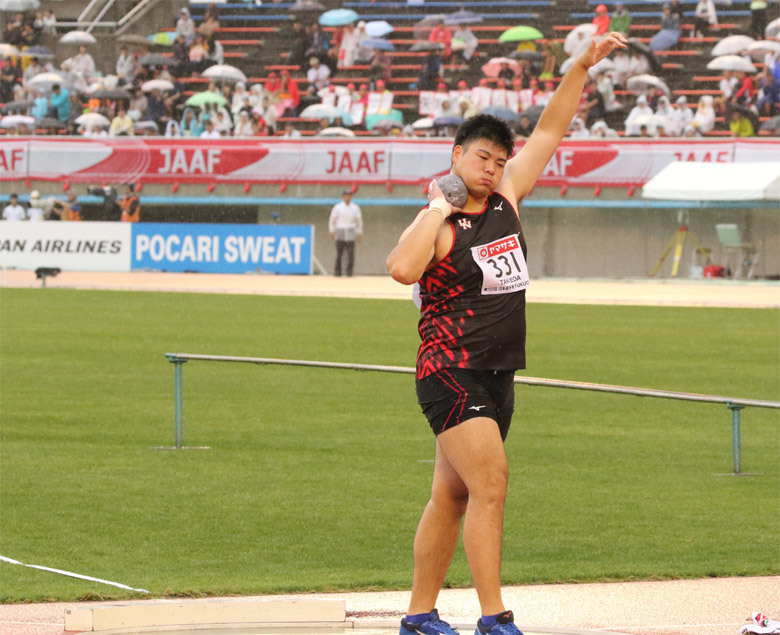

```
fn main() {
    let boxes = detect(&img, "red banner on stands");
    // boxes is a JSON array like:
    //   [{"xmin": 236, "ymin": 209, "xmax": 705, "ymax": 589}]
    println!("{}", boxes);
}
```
[{"xmin": 1, "ymin": 138, "xmax": 777, "ymax": 187}]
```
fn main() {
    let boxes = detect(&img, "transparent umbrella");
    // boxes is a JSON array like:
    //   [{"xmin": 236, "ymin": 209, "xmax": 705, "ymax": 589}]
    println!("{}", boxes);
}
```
[
  {"xmin": 364, "ymin": 20, "xmax": 393, "ymax": 38},
  {"xmin": 27, "ymin": 72, "xmax": 68, "ymax": 91},
  {"xmin": 626, "ymin": 74, "xmax": 671, "ymax": 96},
  {"xmin": 142, "ymin": 79, "xmax": 175, "ymax": 92},
  {"xmin": 0, "ymin": 114, "xmax": 35, "ymax": 128},
  {"xmin": 201, "ymin": 64, "xmax": 248, "ymax": 84},
  {"xmin": 300, "ymin": 104, "xmax": 353, "ymax": 125},
  {"xmin": 75, "ymin": 112, "xmax": 110, "ymax": 128},
  {"xmin": 564, "ymin": 24, "xmax": 597, "ymax": 55},
  {"xmin": 706, "ymin": 55, "xmax": 756, "ymax": 73},
  {"xmin": 711, "ymin": 35, "xmax": 755, "ymax": 57},
  {"xmin": 59, "ymin": 30, "xmax": 97, "ymax": 45},
  {"xmin": 0, "ymin": 0, "xmax": 39, "ymax": 11}
]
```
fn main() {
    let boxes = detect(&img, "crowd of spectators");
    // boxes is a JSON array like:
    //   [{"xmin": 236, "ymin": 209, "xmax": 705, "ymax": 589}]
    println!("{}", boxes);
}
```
[{"xmin": 1, "ymin": 1, "xmax": 779, "ymax": 139}]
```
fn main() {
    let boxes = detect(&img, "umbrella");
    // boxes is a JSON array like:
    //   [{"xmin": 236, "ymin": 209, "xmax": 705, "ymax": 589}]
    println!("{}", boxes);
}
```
[
  {"xmin": 20, "ymin": 45, "xmax": 54, "ymax": 60},
  {"xmin": 59, "ymin": 30, "xmax": 97, "ymax": 45},
  {"xmin": 317, "ymin": 85, "xmax": 350, "ymax": 98},
  {"xmin": 519, "ymin": 105, "xmax": 545, "ymax": 126},
  {"xmin": 433, "ymin": 116, "xmax": 464, "ymax": 127},
  {"xmin": 498, "ymin": 25, "xmax": 544, "ymax": 43},
  {"xmin": 481, "ymin": 57, "xmax": 522, "ymax": 78},
  {"xmin": 444, "ymin": 9, "xmax": 483, "ymax": 26},
  {"xmin": 410, "ymin": 41, "xmax": 445, "ymax": 52},
  {"xmin": 36, "ymin": 116, "xmax": 64, "ymax": 129},
  {"xmin": 75, "ymin": 112, "xmax": 110, "ymax": 128},
  {"xmin": 319, "ymin": 8, "xmax": 358, "ymax": 27},
  {"xmin": 117, "ymin": 34, "xmax": 151, "ymax": 46},
  {"xmin": 413, "ymin": 14, "xmax": 446, "ymax": 39},
  {"xmin": 0, "ymin": 0, "xmax": 39, "ymax": 10},
  {"xmin": 479, "ymin": 105, "xmax": 521, "ymax": 123},
  {"xmin": 185, "ymin": 91, "xmax": 227, "ymax": 107},
  {"xmin": 202, "ymin": 64, "xmax": 247, "ymax": 83},
  {"xmin": 300, "ymin": 104, "xmax": 353, "ymax": 125},
  {"xmin": 133, "ymin": 121, "xmax": 159, "ymax": 133},
  {"xmin": 0, "ymin": 43, "xmax": 20, "ymax": 57},
  {"xmin": 766, "ymin": 16, "xmax": 780, "ymax": 39},
  {"xmin": 1, "ymin": 99, "xmax": 33, "ymax": 113},
  {"xmin": 142, "ymin": 79, "xmax": 175, "ymax": 92},
  {"xmin": 138, "ymin": 53, "xmax": 177, "ymax": 67},
  {"xmin": 509, "ymin": 50, "xmax": 545, "ymax": 62},
  {"xmin": 711, "ymin": 35, "xmax": 755, "ymax": 57},
  {"xmin": 626, "ymin": 74, "xmax": 670, "ymax": 96},
  {"xmin": 148, "ymin": 32, "xmax": 175, "ymax": 46},
  {"xmin": 365, "ymin": 20, "xmax": 393, "ymax": 38},
  {"xmin": 759, "ymin": 115, "xmax": 780, "ymax": 134},
  {"xmin": 627, "ymin": 38, "xmax": 662, "ymax": 73},
  {"xmin": 706, "ymin": 55, "xmax": 756, "ymax": 73},
  {"xmin": 26, "ymin": 72, "xmax": 68, "ymax": 91},
  {"xmin": 368, "ymin": 117, "xmax": 402, "ymax": 131},
  {"xmin": 412, "ymin": 117, "xmax": 434, "ymax": 130},
  {"xmin": 290, "ymin": 1, "xmax": 325, "ymax": 13},
  {"xmin": 318, "ymin": 126, "xmax": 355, "ymax": 137},
  {"xmin": 564, "ymin": 24, "xmax": 597, "ymax": 55},
  {"xmin": 88, "ymin": 88, "xmax": 133, "ymax": 100},
  {"xmin": 360, "ymin": 38, "xmax": 395, "ymax": 52},
  {"xmin": 588, "ymin": 57, "xmax": 615, "ymax": 77},
  {"xmin": 745, "ymin": 39, "xmax": 780, "ymax": 61},
  {"xmin": 0, "ymin": 114, "xmax": 35, "ymax": 128},
  {"xmin": 559, "ymin": 56, "xmax": 576, "ymax": 75}
]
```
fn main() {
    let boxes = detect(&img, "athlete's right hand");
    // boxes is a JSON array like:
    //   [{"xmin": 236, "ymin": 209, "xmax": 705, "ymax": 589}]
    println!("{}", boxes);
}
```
[{"xmin": 427, "ymin": 180, "xmax": 462, "ymax": 216}]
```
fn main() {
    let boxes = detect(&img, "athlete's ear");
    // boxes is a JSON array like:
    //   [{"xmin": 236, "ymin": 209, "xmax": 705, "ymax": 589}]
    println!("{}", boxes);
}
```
[{"xmin": 451, "ymin": 144, "xmax": 463, "ymax": 166}]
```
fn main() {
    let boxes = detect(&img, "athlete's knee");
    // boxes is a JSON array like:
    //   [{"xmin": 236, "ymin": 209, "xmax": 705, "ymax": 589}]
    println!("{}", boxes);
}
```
[
  {"xmin": 431, "ymin": 481, "xmax": 469, "ymax": 516},
  {"xmin": 468, "ymin": 465, "xmax": 508, "ymax": 505}
]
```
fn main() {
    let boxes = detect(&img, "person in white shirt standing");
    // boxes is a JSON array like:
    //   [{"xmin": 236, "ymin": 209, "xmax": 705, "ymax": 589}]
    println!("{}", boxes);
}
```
[
  {"xmin": 328, "ymin": 189, "xmax": 363, "ymax": 276},
  {"xmin": 2, "ymin": 193, "xmax": 27, "ymax": 221},
  {"xmin": 27, "ymin": 191, "xmax": 45, "ymax": 222}
]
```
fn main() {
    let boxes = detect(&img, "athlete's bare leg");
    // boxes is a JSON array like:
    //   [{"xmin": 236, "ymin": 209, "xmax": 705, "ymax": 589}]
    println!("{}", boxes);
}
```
[{"xmin": 407, "ymin": 442, "xmax": 469, "ymax": 615}]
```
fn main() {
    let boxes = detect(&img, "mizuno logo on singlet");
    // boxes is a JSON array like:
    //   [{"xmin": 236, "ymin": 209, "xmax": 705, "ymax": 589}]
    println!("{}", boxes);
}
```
[
  {"xmin": 494, "ymin": 200, "xmax": 503, "ymax": 211},
  {"xmin": 469, "ymin": 405, "xmax": 486, "ymax": 411}
]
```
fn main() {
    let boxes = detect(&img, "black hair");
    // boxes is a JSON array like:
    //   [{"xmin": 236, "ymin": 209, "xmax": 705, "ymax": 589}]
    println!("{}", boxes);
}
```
[{"xmin": 453, "ymin": 114, "xmax": 515, "ymax": 158}]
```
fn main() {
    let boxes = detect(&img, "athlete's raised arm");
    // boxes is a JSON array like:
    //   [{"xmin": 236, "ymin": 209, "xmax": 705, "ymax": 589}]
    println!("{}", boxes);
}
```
[{"xmin": 497, "ymin": 32, "xmax": 628, "ymax": 205}]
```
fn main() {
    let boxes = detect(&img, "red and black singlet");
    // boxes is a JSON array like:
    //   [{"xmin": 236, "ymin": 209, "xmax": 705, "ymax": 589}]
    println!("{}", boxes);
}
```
[{"xmin": 416, "ymin": 192, "xmax": 528, "ymax": 380}]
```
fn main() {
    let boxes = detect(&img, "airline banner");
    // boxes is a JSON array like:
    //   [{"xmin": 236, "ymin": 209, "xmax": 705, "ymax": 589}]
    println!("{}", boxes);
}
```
[{"xmin": 0, "ymin": 138, "xmax": 777, "ymax": 187}]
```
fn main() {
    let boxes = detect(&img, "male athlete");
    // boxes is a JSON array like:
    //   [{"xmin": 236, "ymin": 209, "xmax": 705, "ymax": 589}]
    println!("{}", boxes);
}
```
[{"xmin": 386, "ymin": 33, "xmax": 627, "ymax": 635}]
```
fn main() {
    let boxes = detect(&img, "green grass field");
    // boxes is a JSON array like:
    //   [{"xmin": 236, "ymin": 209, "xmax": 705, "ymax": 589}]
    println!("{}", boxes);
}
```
[{"xmin": 0, "ymin": 288, "xmax": 778, "ymax": 603}]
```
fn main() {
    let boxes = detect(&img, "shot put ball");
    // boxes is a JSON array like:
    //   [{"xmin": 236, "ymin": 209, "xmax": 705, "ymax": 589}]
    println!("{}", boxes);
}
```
[{"xmin": 437, "ymin": 174, "xmax": 468, "ymax": 208}]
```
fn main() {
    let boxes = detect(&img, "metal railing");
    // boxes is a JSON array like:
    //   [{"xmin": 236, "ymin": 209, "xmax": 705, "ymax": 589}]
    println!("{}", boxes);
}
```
[{"xmin": 165, "ymin": 353, "xmax": 780, "ymax": 474}]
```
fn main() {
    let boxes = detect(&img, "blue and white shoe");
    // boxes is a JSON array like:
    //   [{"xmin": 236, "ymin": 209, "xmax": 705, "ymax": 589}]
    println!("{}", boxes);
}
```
[
  {"xmin": 400, "ymin": 609, "xmax": 460, "ymax": 635},
  {"xmin": 474, "ymin": 610, "xmax": 525, "ymax": 635}
]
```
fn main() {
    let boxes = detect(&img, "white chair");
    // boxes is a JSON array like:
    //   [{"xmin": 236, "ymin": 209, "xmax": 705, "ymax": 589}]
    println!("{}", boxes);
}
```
[{"xmin": 715, "ymin": 224, "xmax": 758, "ymax": 279}]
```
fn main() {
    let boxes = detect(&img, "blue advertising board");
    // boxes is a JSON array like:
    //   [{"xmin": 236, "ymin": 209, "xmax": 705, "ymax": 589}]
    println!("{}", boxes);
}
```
[{"xmin": 131, "ymin": 223, "xmax": 313, "ymax": 274}]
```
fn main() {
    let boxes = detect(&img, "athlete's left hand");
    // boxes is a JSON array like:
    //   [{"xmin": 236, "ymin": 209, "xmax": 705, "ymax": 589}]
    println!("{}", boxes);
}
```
[{"xmin": 578, "ymin": 32, "xmax": 628, "ymax": 70}]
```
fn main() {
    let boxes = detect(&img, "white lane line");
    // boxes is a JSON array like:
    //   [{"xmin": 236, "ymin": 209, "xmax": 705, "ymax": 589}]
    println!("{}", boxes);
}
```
[{"xmin": 0, "ymin": 555, "xmax": 149, "ymax": 593}]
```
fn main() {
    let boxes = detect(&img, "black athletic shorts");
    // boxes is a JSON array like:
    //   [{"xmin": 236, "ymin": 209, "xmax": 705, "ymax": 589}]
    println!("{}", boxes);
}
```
[{"xmin": 415, "ymin": 368, "xmax": 516, "ymax": 441}]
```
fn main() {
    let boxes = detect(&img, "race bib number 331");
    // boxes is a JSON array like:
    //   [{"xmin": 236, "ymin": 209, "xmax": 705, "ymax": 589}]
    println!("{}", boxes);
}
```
[{"xmin": 471, "ymin": 234, "xmax": 529, "ymax": 295}]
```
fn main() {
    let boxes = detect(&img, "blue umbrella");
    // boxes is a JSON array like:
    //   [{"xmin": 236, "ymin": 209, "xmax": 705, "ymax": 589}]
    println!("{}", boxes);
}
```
[
  {"xmin": 300, "ymin": 104, "xmax": 354, "ymax": 125},
  {"xmin": 444, "ymin": 10, "xmax": 483, "ymax": 26},
  {"xmin": 479, "ymin": 106, "xmax": 521, "ymax": 123},
  {"xmin": 319, "ymin": 8, "xmax": 359, "ymax": 27},
  {"xmin": 365, "ymin": 20, "xmax": 393, "ymax": 38},
  {"xmin": 360, "ymin": 38, "xmax": 395, "ymax": 52},
  {"xmin": 21, "ymin": 45, "xmax": 54, "ymax": 59},
  {"xmin": 433, "ymin": 116, "xmax": 464, "ymax": 127}
]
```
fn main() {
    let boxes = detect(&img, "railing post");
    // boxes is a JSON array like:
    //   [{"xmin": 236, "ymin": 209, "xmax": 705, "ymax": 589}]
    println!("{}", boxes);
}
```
[
  {"xmin": 727, "ymin": 402, "xmax": 744, "ymax": 475},
  {"xmin": 167, "ymin": 356, "xmax": 187, "ymax": 450}
]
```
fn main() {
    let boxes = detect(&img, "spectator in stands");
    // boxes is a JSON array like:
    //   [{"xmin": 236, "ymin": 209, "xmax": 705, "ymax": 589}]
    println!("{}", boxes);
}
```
[
  {"xmin": 682, "ymin": 123, "xmax": 700, "ymax": 137},
  {"xmin": 116, "ymin": 46, "xmax": 134, "ymax": 84},
  {"xmin": 110, "ymin": 107, "xmax": 134, "ymax": 136},
  {"xmin": 650, "ymin": 4, "xmax": 681, "ymax": 52},
  {"xmin": 496, "ymin": 61, "xmax": 515, "ymax": 82},
  {"xmin": 48, "ymin": 83, "xmax": 70, "ymax": 122},
  {"xmin": 19, "ymin": 23, "xmax": 37, "ymax": 47},
  {"xmin": 339, "ymin": 22, "xmax": 359, "ymax": 69},
  {"xmin": 2, "ymin": 194, "xmax": 26, "ymax": 222},
  {"xmin": 749, "ymin": 0, "xmax": 768, "ymax": 41},
  {"xmin": 369, "ymin": 47, "xmax": 392, "ymax": 89},
  {"xmin": 452, "ymin": 23, "xmax": 478, "ymax": 68},
  {"xmin": 625, "ymin": 94, "xmax": 653, "ymax": 135},
  {"xmin": 668, "ymin": 0, "xmax": 684, "ymax": 22},
  {"xmin": 198, "ymin": 4, "xmax": 220, "ymax": 42},
  {"xmin": 31, "ymin": 88, "xmax": 47, "ymax": 119},
  {"xmin": 457, "ymin": 95, "xmax": 477, "ymax": 119},
  {"xmin": 729, "ymin": 109, "xmax": 755, "ymax": 136},
  {"xmin": 0, "ymin": 55, "xmax": 22, "ymax": 103},
  {"xmin": 534, "ymin": 80, "xmax": 556, "ymax": 106},
  {"xmin": 305, "ymin": 22, "xmax": 330, "ymax": 61},
  {"xmin": 580, "ymin": 78, "xmax": 605, "ymax": 125},
  {"xmin": 610, "ymin": 2, "xmax": 632, "ymax": 36},
  {"xmin": 429, "ymin": 19, "xmax": 452, "ymax": 59},
  {"xmin": 23, "ymin": 56, "xmax": 42, "ymax": 83},
  {"xmin": 282, "ymin": 20, "xmax": 308, "ymax": 67},
  {"xmin": 188, "ymin": 34, "xmax": 210, "ymax": 73},
  {"xmin": 328, "ymin": 25, "xmax": 344, "ymax": 69},
  {"xmin": 713, "ymin": 69, "xmax": 738, "ymax": 113},
  {"xmin": 592, "ymin": 4, "xmax": 611, "ymax": 36},
  {"xmin": 213, "ymin": 109, "xmax": 233, "ymax": 135},
  {"xmin": 180, "ymin": 107, "xmax": 202, "ymax": 136},
  {"xmin": 353, "ymin": 21, "xmax": 372, "ymax": 63},
  {"xmin": 306, "ymin": 55, "xmax": 330, "ymax": 92},
  {"xmin": 732, "ymin": 71, "xmax": 755, "ymax": 106},
  {"xmin": 515, "ymin": 114, "xmax": 535, "ymax": 138},
  {"xmin": 418, "ymin": 47, "xmax": 444, "ymax": 92},
  {"xmin": 590, "ymin": 120, "xmax": 619, "ymax": 137},
  {"xmin": 4, "ymin": 19, "xmax": 20, "ymax": 46},
  {"xmin": 41, "ymin": 9, "xmax": 56, "ymax": 37},
  {"xmin": 540, "ymin": 41, "xmax": 564, "ymax": 79},
  {"xmin": 627, "ymin": 49, "xmax": 650, "ymax": 80},
  {"xmin": 129, "ymin": 86, "xmax": 147, "ymax": 120},
  {"xmin": 277, "ymin": 70, "xmax": 300, "ymax": 117},
  {"xmin": 206, "ymin": 38, "xmax": 224, "ymax": 66},
  {"xmin": 756, "ymin": 72, "xmax": 780, "ymax": 116},
  {"xmin": 693, "ymin": 0, "xmax": 718, "ymax": 37},
  {"xmin": 692, "ymin": 95, "xmax": 715, "ymax": 132},
  {"xmin": 27, "ymin": 191, "xmax": 44, "ymax": 222},
  {"xmin": 671, "ymin": 95, "xmax": 694, "ymax": 130},
  {"xmin": 433, "ymin": 97, "xmax": 459, "ymax": 120},
  {"xmin": 171, "ymin": 33, "xmax": 189, "ymax": 69},
  {"xmin": 596, "ymin": 71, "xmax": 617, "ymax": 111},
  {"xmin": 570, "ymin": 117, "xmax": 590, "ymax": 138},
  {"xmin": 176, "ymin": 8, "xmax": 196, "ymax": 45},
  {"xmin": 200, "ymin": 116, "xmax": 220, "ymax": 138},
  {"xmin": 232, "ymin": 81, "xmax": 248, "ymax": 114},
  {"xmin": 144, "ymin": 88, "xmax": 165, "ymax": 129},
  {"xmin": 356, "ymin": 83, "xmax": 369, "ymax": 107},
  {"xmin": 233, "ymin": 109, "xmax": 253, "ymax": 136},
  {"xmin": 281, "ymin": 121, "xmax": 301, "ymax": 138}
]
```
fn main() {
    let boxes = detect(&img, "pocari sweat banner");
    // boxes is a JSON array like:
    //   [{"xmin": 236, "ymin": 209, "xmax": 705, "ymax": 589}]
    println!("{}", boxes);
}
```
[{"xmin": 131, "ymin": 223, "xmax": 313, "ymax": 274}]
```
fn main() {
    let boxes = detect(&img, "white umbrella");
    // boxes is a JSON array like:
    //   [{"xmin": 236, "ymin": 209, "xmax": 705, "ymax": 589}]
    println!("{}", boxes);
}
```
[
  {"xmin": 626, "ymin": 74, "xmax": 671, "ymax": 96},
  {"xmin": 59, "ymin": 30, "xmax": 97, "ymax": 45},
  {"xmin": 318, "ymin": 127, "xmax": 355, "ymax": 137},
  {"xmin": 588, "ymin": 57, "xmax": 614, "ymax": 77},
  {"xmin": 75, "ymin": 112, "xmax": 110, "ymax": 128},
  {"xmin": 560, "ymin": 56, "xmax": 576, "ymax": 75},
  {"xmin": 706, "ymin": 55, "xmax": 756, "ymax": 73},
  {"xmin": 365, "ymin": 20, "xmax": 393, "ymax": 38},
  {"xmin": 411, "ymin": 116, "xmax": 434, "ymax": 130},
  {"xmin": 26, "ymin": 72, "xmax": 68, "ymax": 91},
  {"xmin": 564, "ymin": 24, "xmax": 597, "ymax": 55},
  {"xmin": 0, "ymin": 43, "xmax": 20, "ymax": 57},
  {"xmin": 317, "ymin": 85, "xmax": 350, "ymax": 98},
  {"xmin": 300, "ymin": 104, "xmax": 353, "ymax": 125},
  {"xmin": 0, "ymin": 0, "xmax": 39, "ymax": 10},
  {"xmin": 711, "ymin": 35, "xmax": 755, "ymax": 57},
  {"xmin": 745, "ymin": 39, "xmax": 780, "ymax": 61},
  {"xmin": 201, "ymin": 64, "xmax": 247, "ymax": 83},
  {"xmin": 142, "ymin": 79, "xmax": 175, "ymax": 92},
  {"xmin": 0, "ymin": 114, "xmax": 35, "ymax": 128},
  {"xmin": 766, "ymin": 16, "xmax": 780, "ymax": 39}
]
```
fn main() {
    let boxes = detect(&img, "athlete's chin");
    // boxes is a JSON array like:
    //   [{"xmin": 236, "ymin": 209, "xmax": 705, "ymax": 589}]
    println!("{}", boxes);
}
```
[{"xmin": 468, "ymin": 183, "xmax": 494, "ymax": 197}]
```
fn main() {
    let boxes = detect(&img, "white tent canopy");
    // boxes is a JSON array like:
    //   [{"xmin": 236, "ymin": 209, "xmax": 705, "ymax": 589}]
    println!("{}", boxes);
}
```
[{"xmin": 642, "ymin": 162, "xmax": 780, "ymax": 201}]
